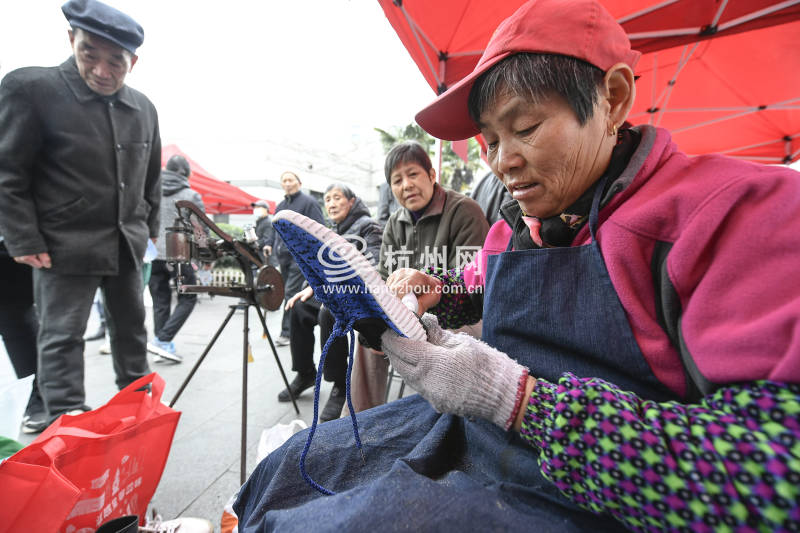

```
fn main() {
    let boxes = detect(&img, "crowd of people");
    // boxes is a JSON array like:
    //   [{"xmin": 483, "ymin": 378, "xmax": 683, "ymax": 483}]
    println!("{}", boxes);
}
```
[{"xmin": 1, "ymin": 0, "xmax": 798, "ymax": 531}]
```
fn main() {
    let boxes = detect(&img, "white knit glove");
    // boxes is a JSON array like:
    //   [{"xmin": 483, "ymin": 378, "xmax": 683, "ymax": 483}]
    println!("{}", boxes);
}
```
[{"xmin": 381, "ymin": 314, "xmax": 529, "ymax": 430}]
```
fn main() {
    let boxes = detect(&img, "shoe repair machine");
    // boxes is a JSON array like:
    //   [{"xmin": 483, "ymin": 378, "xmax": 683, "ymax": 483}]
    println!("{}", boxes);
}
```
[{"xmin": 165, "ymin": 200, "xmax": 297, "ymax": 483}]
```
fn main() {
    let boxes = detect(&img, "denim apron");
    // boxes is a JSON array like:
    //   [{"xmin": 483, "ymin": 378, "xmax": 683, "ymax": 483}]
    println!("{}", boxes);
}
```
[
  {"xmin": 235, "ymin": 180, "xmax": 677, "ymax": 532},
  {"xmin": 482, "ymin": 180, "xmax": 676, "ymax": 402}
]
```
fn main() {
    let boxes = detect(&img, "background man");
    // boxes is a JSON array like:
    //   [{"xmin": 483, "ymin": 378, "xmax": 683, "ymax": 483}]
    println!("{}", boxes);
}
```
[
  {"xmin": 147, "ymin": 154, "xmax": 204, "ymax": 364},
  {"xmin": 0, "ymin": 237, "xmax": 45, "ymax": 434},
  {"xmin": 376, "ymin": 181, "xmax": 401, "ymax": 229},
  {"xmin": 271, "ymin": 171, "xmax": 324, "ymax": 346},
  {"xmin": 0, "ymin": 0, "xmax": 161, "ymax": 428},
  {"xmin": 470, "ymin": 172, "xmax": 513, "ymax": 226},
  {"xmin": 252, "ymin": 200, "xmax": 275, "ymax": 266}
]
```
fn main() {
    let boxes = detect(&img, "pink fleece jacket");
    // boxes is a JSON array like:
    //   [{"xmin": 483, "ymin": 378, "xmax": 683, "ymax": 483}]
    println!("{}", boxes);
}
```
[{"xmin": 464, "ymin": 126, "xmax": 800, "ymax": 396}]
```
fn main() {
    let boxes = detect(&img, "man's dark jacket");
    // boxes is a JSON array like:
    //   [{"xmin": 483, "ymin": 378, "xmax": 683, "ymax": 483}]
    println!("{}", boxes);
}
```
[
  {"xmin": 376, "ymin": 181, "xmax": 401, "ymax": 228},
  {"xmin": 255, "ymin": 215, "xmax": 275, "ymax": 251},
  {"xmin": 272, "ymin": 190, "xmax": 324, "ymax": 263},
  {"xmin": 0, "ymin": 57, "xmax": 161, "ymax": 275}
]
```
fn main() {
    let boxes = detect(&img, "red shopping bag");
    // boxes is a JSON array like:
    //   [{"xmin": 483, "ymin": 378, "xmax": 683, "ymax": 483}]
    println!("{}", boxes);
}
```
[{"xmin": 0, "ymin": 373, "xmax": 180, "ymax": 533}]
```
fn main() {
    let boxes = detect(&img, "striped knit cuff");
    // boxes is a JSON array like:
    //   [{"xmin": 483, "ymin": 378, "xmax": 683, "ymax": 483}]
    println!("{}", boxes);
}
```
[
  {"xmin": 423, "ymin": 266, "xmax": 481, "ymax": 330},
  {"xmin": 519, "ymin": 378, "xmax": 557, "ymax": 448},
  {"xmin": 504, "ymin": 369, "xmax": 530, "ymax": 430}
]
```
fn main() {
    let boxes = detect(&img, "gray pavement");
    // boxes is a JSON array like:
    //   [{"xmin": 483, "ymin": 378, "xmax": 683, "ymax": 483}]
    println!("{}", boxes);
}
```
[{"xmin": 2, "ymin": 292, "xmax": 332, "ymax": 531}]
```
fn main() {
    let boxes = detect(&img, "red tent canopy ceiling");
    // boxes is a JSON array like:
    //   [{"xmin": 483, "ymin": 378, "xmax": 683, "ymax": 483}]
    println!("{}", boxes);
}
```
[
  {"xmin": 380, "ymin": 0, "xmax": 800, "ymax": 164},
  {"xmin": 160, "ymin": 144, "xmax": 272, "ymax": 215}
]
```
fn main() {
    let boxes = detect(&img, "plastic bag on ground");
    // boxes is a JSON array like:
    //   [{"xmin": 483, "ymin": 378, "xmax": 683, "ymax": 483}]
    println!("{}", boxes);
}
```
[
  {"xmin": 256, "ymin": 419, "xmax": 307, "ymax": 463},
  {"xmin": 0, "ymin": 374, "xmax": 33, "ymax": 441},
  {"xmin": 220, "ymin": 420, "xmax": 308, "ymax": 533}
]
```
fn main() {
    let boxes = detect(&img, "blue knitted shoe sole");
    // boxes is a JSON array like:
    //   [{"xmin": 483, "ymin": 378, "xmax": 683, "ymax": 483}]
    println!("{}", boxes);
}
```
[
  {"xmin": 273, "ymin": 210, "xmax": 425, "ymax": 496},
  {"xmin": 272, "ymin": 210, "xmax": 425, "ymax": 341}
]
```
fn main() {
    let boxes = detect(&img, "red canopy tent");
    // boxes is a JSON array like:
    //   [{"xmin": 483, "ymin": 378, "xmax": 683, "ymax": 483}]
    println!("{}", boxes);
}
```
[
  {"xmin": 160, "ymin": 144, "xmax": 273, "ymax": 215},
  {"xmin": 379, "ymin": 0, "xmax": 800, "ymax": 164}
]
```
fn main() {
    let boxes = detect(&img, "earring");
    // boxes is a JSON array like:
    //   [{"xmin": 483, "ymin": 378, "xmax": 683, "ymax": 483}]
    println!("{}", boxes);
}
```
[{"xmin": 608, "ymin": 123, "xmax": 618, "ymax": 137}]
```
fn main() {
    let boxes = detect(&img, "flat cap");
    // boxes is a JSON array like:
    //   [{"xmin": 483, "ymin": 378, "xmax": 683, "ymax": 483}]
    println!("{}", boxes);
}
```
[
  {"xmin": 62, "ymin": 0, "xmax": 144, "ymax": 55},
  {"xmin": 252, "ymin": 200, "xmax": 270, "ymax": 208}
]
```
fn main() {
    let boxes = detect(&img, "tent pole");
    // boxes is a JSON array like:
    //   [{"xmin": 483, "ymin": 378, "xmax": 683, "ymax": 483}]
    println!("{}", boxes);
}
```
[
  {"xmin": 437, "ymin": 139, "xmax": 442, "ymax": 183},
  {"xmin": 617, "ymin": 0, "xmax": 680, "ymax": 24},
  {"xmin": 719, "ymin": 0, "xmax": 800, "ymax": 32}
]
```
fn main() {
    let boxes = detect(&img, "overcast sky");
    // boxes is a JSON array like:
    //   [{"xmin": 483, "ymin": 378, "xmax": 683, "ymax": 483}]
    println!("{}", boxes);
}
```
[
  {"xmin": 0, "ymin": 1, "xmax": 438, "ymax": 181},
  {"xmin": 3, "ymin": 1, "xmax": 797, "ymax": 181}
]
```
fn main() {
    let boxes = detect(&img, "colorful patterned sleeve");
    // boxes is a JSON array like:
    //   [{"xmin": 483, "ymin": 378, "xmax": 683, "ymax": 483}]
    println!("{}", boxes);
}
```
[
  {"xmin": 519, "ymin": 374, "xmax": 800, "ymax": 532},
  {"xmin": 423, "ymin": 267, "xmax": 482, "ymax": 330}
]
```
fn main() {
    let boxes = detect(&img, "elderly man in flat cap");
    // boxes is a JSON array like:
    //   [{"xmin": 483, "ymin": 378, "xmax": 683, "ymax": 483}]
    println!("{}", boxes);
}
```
[{"xmin": 0, "ymin": 0, "xmax": 161, "ymax": 431}]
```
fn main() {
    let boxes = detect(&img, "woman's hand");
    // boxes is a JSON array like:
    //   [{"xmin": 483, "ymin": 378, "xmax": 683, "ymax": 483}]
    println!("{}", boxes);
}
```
[
  {"xmin": 381, "ymin": 314, "xmax": 530, "ymax": 430},
  {"xmin": 386, "ymin": 268, "xmax": 443, "ymax": 314},
  {"xmin": 286, "ymin": 286, "xmax": 314, "ymax": 310}
]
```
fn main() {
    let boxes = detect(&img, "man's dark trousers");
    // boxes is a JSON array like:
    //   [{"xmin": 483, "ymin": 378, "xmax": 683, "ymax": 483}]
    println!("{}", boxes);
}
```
[
  {"xmin": 288, "ymin": 298, "xmax": 346, "ymax": 385},
  {"xmin": 149, "ymin": 260, "xmax": 197, "ymax": 342},
  {"xmin": 278, "ymin": 259, "xmax": 305, "ymax": 338},
  {"xmin": 33, "ymin": 242, "xmax": 149, "ymax": 420},
  {"xmin": 0, "ymin": 247, "xmax": 42, "ymax": 412},
  {"xmin": 0, "ymin": 249, "xmax": 38, "ymax": 380}
]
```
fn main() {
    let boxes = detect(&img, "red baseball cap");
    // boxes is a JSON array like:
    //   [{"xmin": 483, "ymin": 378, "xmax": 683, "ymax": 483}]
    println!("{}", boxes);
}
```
[{"xmin": 415, "ymin": 0, "xmax": 640, "ymax": 140}]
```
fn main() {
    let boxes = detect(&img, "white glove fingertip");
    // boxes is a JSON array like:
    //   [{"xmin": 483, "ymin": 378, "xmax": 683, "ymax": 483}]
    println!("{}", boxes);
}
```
[
  {"xmin": 418, "ymin": 313, "xmax": 449, "ymax": 345},
  {"xmin": 418, "ymin": 313, "xmax": 440, "ymax": 331}
]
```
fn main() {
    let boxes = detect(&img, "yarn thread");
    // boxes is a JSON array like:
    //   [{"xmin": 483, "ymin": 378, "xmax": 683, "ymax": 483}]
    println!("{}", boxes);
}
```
[{"xmin": 298, "ymin": 318, "xmax": 362, "ymax": 495}]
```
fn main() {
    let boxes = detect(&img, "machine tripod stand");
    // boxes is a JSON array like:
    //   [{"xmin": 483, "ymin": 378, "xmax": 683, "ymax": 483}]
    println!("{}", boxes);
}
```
[{"xmin": 165, "ymin": 200, "xmax": 299, "ymax": 484}]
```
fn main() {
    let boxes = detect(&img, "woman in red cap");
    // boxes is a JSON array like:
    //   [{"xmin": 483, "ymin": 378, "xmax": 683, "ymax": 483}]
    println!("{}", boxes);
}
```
[{"xmin": 235, "ymin": 1, "xmax": 799, "ymax": 531}]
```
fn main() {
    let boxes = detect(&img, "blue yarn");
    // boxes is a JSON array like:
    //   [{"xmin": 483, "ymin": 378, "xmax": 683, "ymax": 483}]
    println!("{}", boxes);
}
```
[
  {"xmin": 344, "ymin": 329, "xmax": 363, "ymax": 451},
  {"xmin": 299, "ymin": 318, "xmax": 362, "ymax": 495},
  {"xmin": 271, "ymin": 217, "xmax": 392, "ymax": 494}
]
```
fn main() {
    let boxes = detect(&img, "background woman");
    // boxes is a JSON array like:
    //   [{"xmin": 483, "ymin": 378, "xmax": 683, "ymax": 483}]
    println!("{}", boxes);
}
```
[
  {"xmin": 349, "ymin": 140, "xmax": 489, "ymax": 412},
  {"xmin": 378, "ymin": 140, "xmax": 488, "ymax": 281},
  {"xmin": 279, "ymin": 184, "xmax": 383, "ymax": 421}
]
